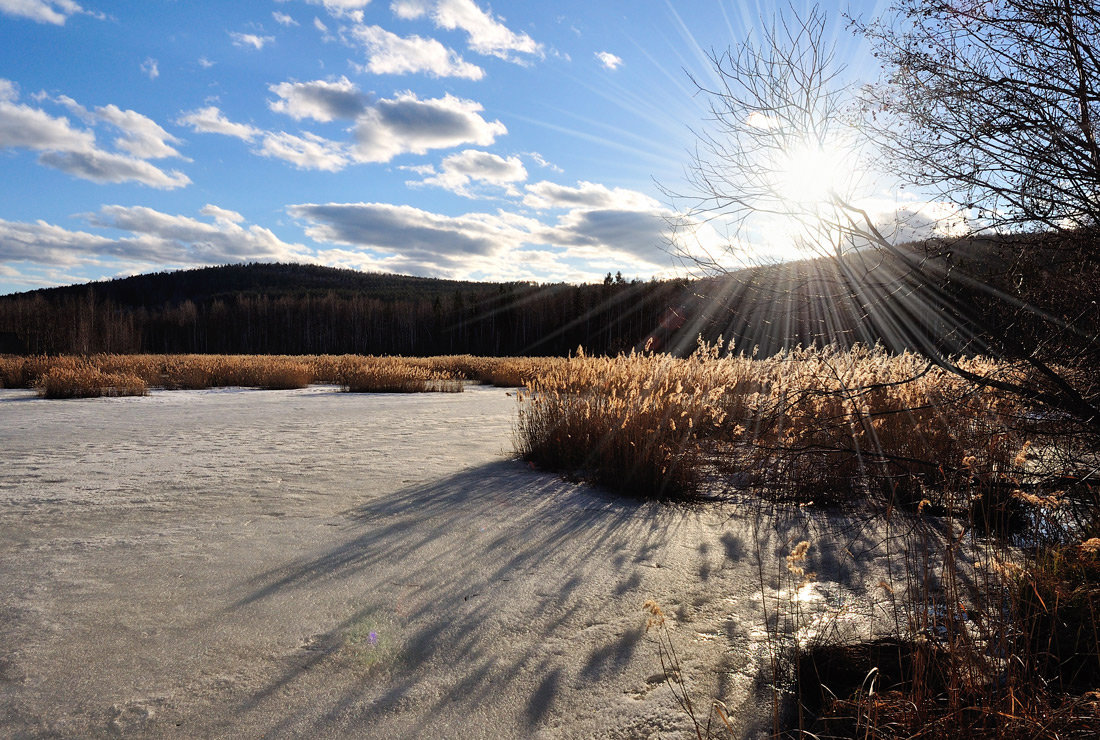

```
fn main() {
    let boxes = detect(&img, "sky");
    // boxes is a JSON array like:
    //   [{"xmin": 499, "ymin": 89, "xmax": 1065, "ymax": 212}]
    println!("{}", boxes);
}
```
[{"xmin": 0, "ymin": 0, "xmax": 888, "ymax": 295}]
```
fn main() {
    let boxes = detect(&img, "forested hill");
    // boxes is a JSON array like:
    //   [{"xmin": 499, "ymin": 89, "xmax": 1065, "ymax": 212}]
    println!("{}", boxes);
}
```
[
  {"xmin": 11, "ymin": 263, "xmax": 505, "ymax": 308},
  {"xmin": 0, "ymin": 263, "xmax": 696, "ymax": 356},
  {"xmin": 2, "ymin": 236, "xmax": 1090, "ymax": 360}
]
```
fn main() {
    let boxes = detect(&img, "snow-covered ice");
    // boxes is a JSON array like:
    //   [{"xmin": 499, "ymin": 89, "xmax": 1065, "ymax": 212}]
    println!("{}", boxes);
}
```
[{"xmin": 0, "ymin": 385, "xmax": 900, "ymax": 738}]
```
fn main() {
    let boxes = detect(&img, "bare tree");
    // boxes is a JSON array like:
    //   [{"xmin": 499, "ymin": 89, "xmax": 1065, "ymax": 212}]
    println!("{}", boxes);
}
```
[
  {"xmin": 855, "ymin": 0, "xmax": 1100, "ymax": 235},
  {"xmin": 672, "ymin": 2, "xmax": 1100, "ymax": 437}
]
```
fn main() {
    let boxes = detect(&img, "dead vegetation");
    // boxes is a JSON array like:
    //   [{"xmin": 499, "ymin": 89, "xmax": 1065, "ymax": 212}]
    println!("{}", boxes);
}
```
[
  {"xmin": 510, "ymin": 341, "xmax": 1098, "ymax": 738},
  {"xmin": 0, "ymin": 353, "xmax": 546, "ymax": 396},
  {"xmin": 514, "ymin": 340, "xmax": 1031, "ymax": 503}
]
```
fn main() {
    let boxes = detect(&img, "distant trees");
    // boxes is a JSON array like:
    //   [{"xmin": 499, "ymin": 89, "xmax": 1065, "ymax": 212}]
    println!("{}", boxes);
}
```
[
  {"xmin": 0, "ymin": 264, "xmax": 702, "ymax": 358},
  {"xmin": 674, "ymin": 1, "xmax": 1100, "ymax": 434}
]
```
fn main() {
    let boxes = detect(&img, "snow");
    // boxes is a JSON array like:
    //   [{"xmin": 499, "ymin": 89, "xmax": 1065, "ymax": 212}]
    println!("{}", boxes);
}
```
[{"xmin": 0, "ymin": 385, "xmax": 900, "ymax": 738}]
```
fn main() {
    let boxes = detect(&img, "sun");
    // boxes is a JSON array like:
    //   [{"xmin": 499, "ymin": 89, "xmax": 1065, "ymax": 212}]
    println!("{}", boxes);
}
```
[{"xmin": 773, "ymin": 140, "xmax": 851, "ymax": 207}]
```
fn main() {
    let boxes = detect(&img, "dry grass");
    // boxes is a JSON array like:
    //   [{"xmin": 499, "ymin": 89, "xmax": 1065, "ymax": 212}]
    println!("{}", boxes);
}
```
[
  {"xmin": 0, "ymin": 353, "xmax": 545, "ymax": 395},
  {"xmin": 341, "ymin": 358, "xmax": 463, "ymax": 393},
  {"xmin": 36, "ymin": 363, "xmax": 148, "ymax": 399},
  {"xmin": 514, "ymin": 340, "xmax": 1027, "ymax": 503}
]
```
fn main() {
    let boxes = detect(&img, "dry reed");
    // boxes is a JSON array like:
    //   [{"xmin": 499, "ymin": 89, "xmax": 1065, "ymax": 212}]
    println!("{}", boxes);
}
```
[
  {"xmin": 36, "ymin": 363, "xmax": 148, "ymax": 398},
  {"xmin": 0, "ymin": 353, "xmax": 532, "ymax": 394}
]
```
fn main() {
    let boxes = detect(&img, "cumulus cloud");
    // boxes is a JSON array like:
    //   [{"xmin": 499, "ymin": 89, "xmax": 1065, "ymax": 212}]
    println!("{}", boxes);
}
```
[
  {"xmin": 273, "ymin": 11, "xmax": 298, "ymax": 26},
  {"xmin": 521, "ymin": 180, "xmax": 673, "ymax": 265},
  {"xmin": 0, "ymin": 205, "xmax": 308, "ymax": 268},
  {"xmin": 38, "ymin": 150, "xmax": 190, "ymax": 188},
  {"xmin": 305, "ymin": 0, "xmax": 371, "ymax": 19},
  {"xmin": 290, "ymin": 201, "xmax": 525, "ymax": 257},
  {"xmin": 0, "ymin": 217, "xmax": 114, "ymax": 263},
  {"xmin": 230, "ymin": 32, "xmax": 274, "ymax": 50},
  {"xmin": 0, "ymin": 81, "xmax": 190, "ymax": 189},
  {"xmin": 523, "ymin": 180, "xmax": 660, "ymax": 211},
  {"xmin": 415, "ymin": 149, "xmax": 526, "ymax": 197},
  {"xmin": 92, "ymin": 104, "xmax": 184, "ymax": 159},
  {"xmin": 179, "ymin": 104, "xmax": 351, "ymax": 171},
  {"xmin": 268, "ymin": 77, "xmax": 370, "ymax": 122},
  {"xmin": 348, "ymin": 24, "xmax": 483, "ymax": 79},
  {"xmin": 291, "ymin": 185, "xmax": 674, "ymax": 277},
  {"xmin": 544, "ymin": 208, "xmax": 671, "ymax": 265},
  {"xmin": 0, "ymin": 95, "xmax": 95, "ymax": 152},
  {"xmin": 0, "ymin": 0, "xmax": 87, "ymax": 24},
  {"xmin": 256, "ymin": 130, "xmax": 350, "ymax": 171},
  {"xmin": 190, "ymin": 84, "xmax": 505, "ymax": 168},
  {"xmin": 595, "ymin": 51, "xmax": 622, "ymax": 70},
  {"xmin": 862, "ymin": 196, "xmax": 972, "ymax": 245},
  {"xmin": 354, "ymin": 91, "xmax": 506, "ymax": 162},
  {"xmin": 391, "ymin": 0, "xmax": 543, "ymax": 62}
]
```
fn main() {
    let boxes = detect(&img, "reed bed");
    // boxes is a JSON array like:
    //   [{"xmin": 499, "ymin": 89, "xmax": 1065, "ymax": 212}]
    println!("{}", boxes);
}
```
[
  {"xmin": 514, "ymin": 340, "xmax": 1028, "ymax": 503},
  {"xmin": 341, "ymin": 358, "xmax": 463, "ymax": 393},
  {"xmin": 36, "ymin": 363, "xmax": 148, "ymax": 399},
  {"xmin": 0, "ymin": 353, "xmax": 551, "ymax": 394}
]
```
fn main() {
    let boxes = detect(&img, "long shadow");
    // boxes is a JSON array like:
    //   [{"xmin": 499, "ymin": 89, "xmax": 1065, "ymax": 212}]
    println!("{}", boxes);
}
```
[
  {"xmin": 221, "ymin": 460, "xmax": 698, "ymax": 736},
  {"xmin": 219, "ymin": 462, "xmax": 939, "ymax": 737}
]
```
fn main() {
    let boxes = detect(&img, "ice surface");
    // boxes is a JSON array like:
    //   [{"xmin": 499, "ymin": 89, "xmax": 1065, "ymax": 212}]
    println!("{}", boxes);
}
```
[{"xmin": 0, "ymin": 385, "xmax": 899, "ymax": 738}]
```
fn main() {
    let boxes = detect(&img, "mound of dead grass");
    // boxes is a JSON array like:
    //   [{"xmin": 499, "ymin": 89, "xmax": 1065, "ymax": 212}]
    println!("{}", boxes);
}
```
[{"xmin": 36, "ymin": 364, "xmax": 148, "ymax": 398}]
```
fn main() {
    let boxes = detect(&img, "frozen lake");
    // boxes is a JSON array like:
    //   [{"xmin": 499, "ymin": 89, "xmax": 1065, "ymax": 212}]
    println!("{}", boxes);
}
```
[{"xmin": 0, "ymin": 385, "xmax": 893, "ymax": 738}]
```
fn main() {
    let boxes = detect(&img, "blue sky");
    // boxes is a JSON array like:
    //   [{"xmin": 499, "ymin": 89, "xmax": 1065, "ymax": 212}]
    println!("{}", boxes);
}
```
[{"xmin": 0, "ymin": 0, "xmax": 886, "ymax": 294}]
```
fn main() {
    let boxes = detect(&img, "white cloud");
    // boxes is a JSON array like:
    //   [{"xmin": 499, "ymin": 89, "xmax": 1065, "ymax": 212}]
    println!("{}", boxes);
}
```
[
  {"xmin": 353, "ymin": 91, "xmax": 506, "ymax": 162},
  {"xmin": 746, "ymin": 111, "xmax": 781, "ymax": 130},
  {"xmin": 0, "ymin": 97, "xmax": 95, "ymax": 152},
  {"xmin": 523, "ymin": 180, "xmax": 672, "ymax": 265},
  {"xmin": 415, "ymin": 148, "xmax": 526, "ymax": 197},
  {"xmin": 140, "ymin": 57, "xmax": 159, "ymax": 80},
  {"xmin": 0, "ymin": 205, "xmax": 307, "ymax": 267},
  {"xmin": 289, "ymin": 200, "xmax": 540, "ymax": 276},
  {"xmin": 177, "ymin": 106, "xmax": 261, "ymax": 141},
  {"xmin": 198, "ymin": 57, "xmax": 215, "ymax": 69},
  {"xmin": 185, "ymin": 88, "xmax": 507, "ymax": 170},
  {"xmin": 391, "ymin": 0, "xmax": 543, "ymax": 62},
  {"xmin": 523, "ymin": 180, "xmax": 660, "ymax": 211},
  {"xmin": 0, "ymin": 0, "xmax": 85, "ymax": 24},
  {"xmin": 199, "ymin": 204, "xmax": 245, "ymax": 224},
  {"xmin": 595, "ymin": 51, "xmax": 622, "ymax": 70},
  {"xmin": 290, "ymin": 186, "xmax": 675, "ymax": 277},
  {"xmin": 290, "ymin": 201, "xmax": 525, "ymax": 256},
  {"xmin": 179, "ymin": 104, "xmax": 350, "ymax": 171},
  {"xmin": 268, "ymin": 76, "xmax": 370, "ymax": 122},
  {"xmin": 314, "ymin": 17, "xmax": 330, "ymax": 35},
  {"xmin": 273, "ymin": 11, "xmax": 298, "ymax": 26},
  {"xmin": 0, "ymin": 82, "xmax": 189, "ymax": 189},
  {"xmin": 348, "ymin": 24, "xmax": 483, "ymax": 79},
  {"xmin": 94, "ymin": 104, "xmax": 184, "ymax": 159},
  {"xmin": 256, "ymin": 130, "xmax": 350, "ymax": 171},
  {"xmin": 525, "ymin": 151, "xmax": 562, "ymax": 173},
  {"xmin": 88, "ymin": 205, "xmax": 310, "ymax": 263},
  {"xmin": 36, "ymin": 150, "xmax": 190, "ymax": 188},
  {"xmin": 543, "ymin": 207, "xmax": 671, "ymax": 265},
  {"xmin": 230, "ymin": 32, "xmax": 274, "ymax": 50},
  {"xmin": 0, "ymin": 217, "xmax": 114, "ymax": 263}
]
